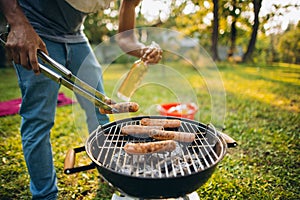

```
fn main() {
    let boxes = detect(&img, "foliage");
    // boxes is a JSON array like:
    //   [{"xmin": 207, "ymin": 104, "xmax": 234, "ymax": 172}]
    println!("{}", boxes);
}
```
[
  {"xmin": 250, "ymin": 33, "xmax": 271, "ymax": 63},
  {"xmin": 0, "ymin": 61, "xmax": 299, "ymax": 199},
  {"xmin": 218, "ymin": 0, "xmax": 252, "ymax": 47},
  {"xmin": 174, "ymin": 1, "xmax": 213, "ymax": 49},
  {"xmin": 80, "ymin": 0, "xmax": 300, "ymax": 64},
  {"xmin": 277, "ymin": 22, "xmax": 300, "ymax": 64},
  {"xmin": 83, "ymin": 2, "xmax": 119, "ymax": 44}
]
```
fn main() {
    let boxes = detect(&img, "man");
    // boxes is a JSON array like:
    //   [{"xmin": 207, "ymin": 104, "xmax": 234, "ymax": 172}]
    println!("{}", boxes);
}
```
[{"xmin": 0, "ymin": 0, "xmax": 162, "ymax": 199}]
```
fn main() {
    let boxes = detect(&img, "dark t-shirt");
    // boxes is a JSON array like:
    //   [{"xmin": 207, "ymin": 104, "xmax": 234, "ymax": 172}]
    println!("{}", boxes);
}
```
[{"xmin": 19, "ymin": 0, "xmax": 88, "ymax": 43}]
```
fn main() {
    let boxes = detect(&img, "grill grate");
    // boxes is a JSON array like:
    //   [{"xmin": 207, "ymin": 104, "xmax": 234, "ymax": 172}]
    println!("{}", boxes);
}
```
[{"xmin": 87, "ymin": 118, "xmax": 225, "ymax": 178}]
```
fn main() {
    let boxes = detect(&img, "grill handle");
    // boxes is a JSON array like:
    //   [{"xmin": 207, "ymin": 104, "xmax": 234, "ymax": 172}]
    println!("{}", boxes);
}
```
[
  {"xmin": 64, "ymin": 146, "xmax": 96, "ymax": 174},
  {"xmin": 220, "ymin": 132, "xmax": 237, "ymax": 148}
]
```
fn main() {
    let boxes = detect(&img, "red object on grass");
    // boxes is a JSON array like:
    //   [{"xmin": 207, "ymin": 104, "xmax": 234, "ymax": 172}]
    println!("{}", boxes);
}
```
[
  {"xmin": 157, "ymin": 102, "xmax": 198, "ymax": 120},
  {"xmin": 0, "ymin": 92, "xmax": 75, "ymax": 117}
]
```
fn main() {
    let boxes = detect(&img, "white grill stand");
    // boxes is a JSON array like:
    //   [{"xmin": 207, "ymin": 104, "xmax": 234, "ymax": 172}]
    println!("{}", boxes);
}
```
[{"xmin": 111, "ymin": 191, "xmax": 200, "ymax": 200}]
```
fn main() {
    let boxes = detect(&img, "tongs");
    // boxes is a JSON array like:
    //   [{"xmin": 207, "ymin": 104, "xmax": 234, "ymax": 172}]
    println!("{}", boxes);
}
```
[{"xmin": 0, "ymin": 33, "xmax": 118, "ymax": 113}]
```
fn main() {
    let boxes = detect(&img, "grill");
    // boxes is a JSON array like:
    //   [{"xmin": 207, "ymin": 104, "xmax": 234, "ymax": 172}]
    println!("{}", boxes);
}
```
[
  {"xmin": 87, "ymin": 117, "xmax": 225, "ymax": 179},
  {"xmin": 65, "ymin": 115, "xmax": 236, "ymax": 199}
]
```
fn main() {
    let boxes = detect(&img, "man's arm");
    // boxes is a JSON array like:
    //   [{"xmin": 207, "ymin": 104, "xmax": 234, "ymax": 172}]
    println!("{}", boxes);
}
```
[
  {"xmin": 117, "ymin": 0, "xmax": 162, "ymax": 64},
  {"xmin": 0, "ymin": 0, "xmax": 47, "ymax": 74}
]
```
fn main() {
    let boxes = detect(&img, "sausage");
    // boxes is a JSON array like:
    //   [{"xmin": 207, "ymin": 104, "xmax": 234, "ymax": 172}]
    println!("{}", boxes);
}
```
[
  {"xmin": 123, "ymin": 140, "xmax": 177, "ymax": 155},
  {"xmin": 140, "ymin": 118, "xmax": 181, "ymax": 128},
  {"xmin": 149, "ymin": 129, "xmax": 195, "ymax": 143},
  {"xmin": 104, "ymin": 97, "xmax": 116, "ymax": 105},
  {"xmin": 121, "ymin": 125, "xmax": 164, "ymax": 137},
  {"xmin": 99, "ymin": 102, "xmax": 139, "ymax": 114}
]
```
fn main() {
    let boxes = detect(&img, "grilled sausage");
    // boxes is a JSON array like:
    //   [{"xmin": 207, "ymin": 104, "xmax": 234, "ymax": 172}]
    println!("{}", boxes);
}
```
[
  {"xmin": 99, "ymin": 102, "xmax": 139, "ymax": 114},
  {"xmin": 149, "ymin": 129, "xmax": 195, "ymax": 143},
  {"xmin": 140, "ymin": 118, "xmax": 181, "ymax": 128},
  {"xmin": 104, "ymin": 97, "xmax": 116, "ymax": 105},
  {"xmin": 123, "ymin": 140, "xmax": 177, "ymax": 155},
  {"xmin": 121, "ymin": 125, "xmax": 164, "ymax": 137}
]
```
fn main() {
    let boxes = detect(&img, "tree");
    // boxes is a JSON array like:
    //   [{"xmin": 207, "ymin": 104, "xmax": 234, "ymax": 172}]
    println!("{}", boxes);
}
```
[
  {"xmin": 242, "ymin": 0, "xmax": 262, "ymax": 62},
  {"xmin": 228, "ymin": 0, "xmax": 237, "ymax": 59},
  {"xmin": 277, "ymin": 22, "xmax": 300, "ymax": 64},
  {"xmin": 223, "ymin": 0, "xmax": 245, "ymax": 59},
  {"xmin": 261, "ymin": 3, "xmax": 300, "ymax": 63},
  {"xmin": 174, "ymin": 1, "xmax": 215, "ymax": 50},
  {"xmin": 212, "ymin": 0, "xmax": 220, "ymax": 61}
]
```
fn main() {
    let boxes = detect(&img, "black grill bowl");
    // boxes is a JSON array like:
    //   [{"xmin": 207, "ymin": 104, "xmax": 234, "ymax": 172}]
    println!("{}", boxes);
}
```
[
  {"xmin": 96, "ymin": 153, "xmax": 218, "ymax": 199},
  {"xmin": 85, "ymin": 116, "xmax": 228, "ymax": 199}
]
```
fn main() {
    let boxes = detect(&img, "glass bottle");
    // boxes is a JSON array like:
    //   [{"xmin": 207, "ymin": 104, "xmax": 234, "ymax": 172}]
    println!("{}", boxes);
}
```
[{"xmin": 117, "ymin": 59, "xmax": 148, "ymax": 101}]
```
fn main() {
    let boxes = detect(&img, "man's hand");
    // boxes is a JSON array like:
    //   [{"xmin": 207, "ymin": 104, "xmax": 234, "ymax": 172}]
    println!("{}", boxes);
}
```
[
  {"xmin": 140, "ymin": 42, "xmax": 163, "ymax": 64},
  {"xmin": 7, "ymin": 24, "xmax": 48, "ymax": 74},
  {"xmin": 0, "ymin": 0, "xmax": 48, "ymax": 75}
]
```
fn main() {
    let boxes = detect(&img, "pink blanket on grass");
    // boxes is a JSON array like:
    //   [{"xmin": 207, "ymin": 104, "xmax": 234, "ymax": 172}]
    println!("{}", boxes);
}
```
[{"xmin": 0, "ymin": 92, "xmax": 76, "ymax": 117}]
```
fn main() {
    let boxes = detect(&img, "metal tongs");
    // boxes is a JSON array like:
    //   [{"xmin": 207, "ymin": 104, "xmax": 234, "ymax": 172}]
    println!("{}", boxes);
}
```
[{"xmin": 0, "ymin": 33, "xmax": 118, "ymax": 113}]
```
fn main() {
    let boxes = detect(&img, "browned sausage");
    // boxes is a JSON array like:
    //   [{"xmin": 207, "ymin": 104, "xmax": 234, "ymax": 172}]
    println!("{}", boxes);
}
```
[
  {"xmin": 149, "ymin": 129, "xmax": 195, "ymax": 143},
  {"xmin": 99, "ymin": 102, "xmax": 139, "ymax": 114},
  {"xmin": 104, "ymin": 97, "xmax": 116, "ymax": 105},
  {"xmin": 121, "ymin": 125, "xmax": 163, "ymax": 137},
  {"xmin": 123, "ymin": 140, "xmax": 177, "ymax": 155},
  {"xmin": 140, "ymin": 118, "xmax": 181, "ymax": 128}
]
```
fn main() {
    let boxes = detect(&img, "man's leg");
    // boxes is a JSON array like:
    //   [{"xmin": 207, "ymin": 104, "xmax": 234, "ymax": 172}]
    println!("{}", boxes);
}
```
[{"xmin": 14, "ymin": 39, "xmax": 67, "ymax": 200}]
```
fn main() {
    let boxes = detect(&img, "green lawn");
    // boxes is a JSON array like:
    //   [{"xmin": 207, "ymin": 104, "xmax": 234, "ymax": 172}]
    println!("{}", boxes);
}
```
[{"xmin": 0, "ymin": 61, "xmax": 299, "ymax": 199}]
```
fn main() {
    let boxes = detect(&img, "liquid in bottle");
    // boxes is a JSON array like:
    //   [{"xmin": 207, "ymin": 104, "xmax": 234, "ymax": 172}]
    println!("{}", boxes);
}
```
[{"xmin": 117, "ymin": 59, "xmax": 148, "ymax": 101}]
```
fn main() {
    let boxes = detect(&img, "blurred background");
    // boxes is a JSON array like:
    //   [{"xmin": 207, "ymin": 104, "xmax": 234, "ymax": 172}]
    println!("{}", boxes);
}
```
[
  {"xmin": 2, "ymin": 0, "xmax": 299, "ymax": 66},
  {"xmin": 82, "ymin": 0, "xmax": 300, "ymax": 65}
]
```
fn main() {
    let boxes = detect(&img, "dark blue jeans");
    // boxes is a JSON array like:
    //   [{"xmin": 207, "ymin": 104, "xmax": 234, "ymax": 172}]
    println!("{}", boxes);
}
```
[{"xmin": 14, "ymin": 38, "xmax": 109, "ymax": 199}]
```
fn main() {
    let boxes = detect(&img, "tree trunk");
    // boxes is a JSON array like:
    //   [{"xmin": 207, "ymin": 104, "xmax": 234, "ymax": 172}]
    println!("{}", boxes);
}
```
[
  {"xmin": 212, "ymin": 0, "xmax": 220, "ymax": 61},
  {"xmin": 242, "ymin": 0, "xmax": 262, "ymax": 62},
  {"xmin": 228, "ymin": 0, "xmax": 237, "ymax": 59}
]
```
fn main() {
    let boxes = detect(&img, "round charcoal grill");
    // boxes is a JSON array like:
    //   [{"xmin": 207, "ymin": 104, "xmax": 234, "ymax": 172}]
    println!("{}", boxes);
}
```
[
  {"xmin": 0, "ymin": 33, "xmax": 235, "ymax": 199},
  {"xmin": 65, "ymin": 116, "xmax": 236, "ymax": 199}
]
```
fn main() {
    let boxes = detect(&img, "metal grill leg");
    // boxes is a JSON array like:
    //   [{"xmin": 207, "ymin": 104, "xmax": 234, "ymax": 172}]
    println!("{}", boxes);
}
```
[
  {"xmin": 184, "ymin": 192, "xmax": 200, "ymax": 200},
  {"xmin": 111, "ymin": 193, "xmax": 138, "ymax": 200}
]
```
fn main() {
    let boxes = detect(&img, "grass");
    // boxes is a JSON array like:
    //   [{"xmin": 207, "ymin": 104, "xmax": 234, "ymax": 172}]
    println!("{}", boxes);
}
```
[{"xmin": 0, "ymin": 61, "xmax": 299, "ymax": 200}]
